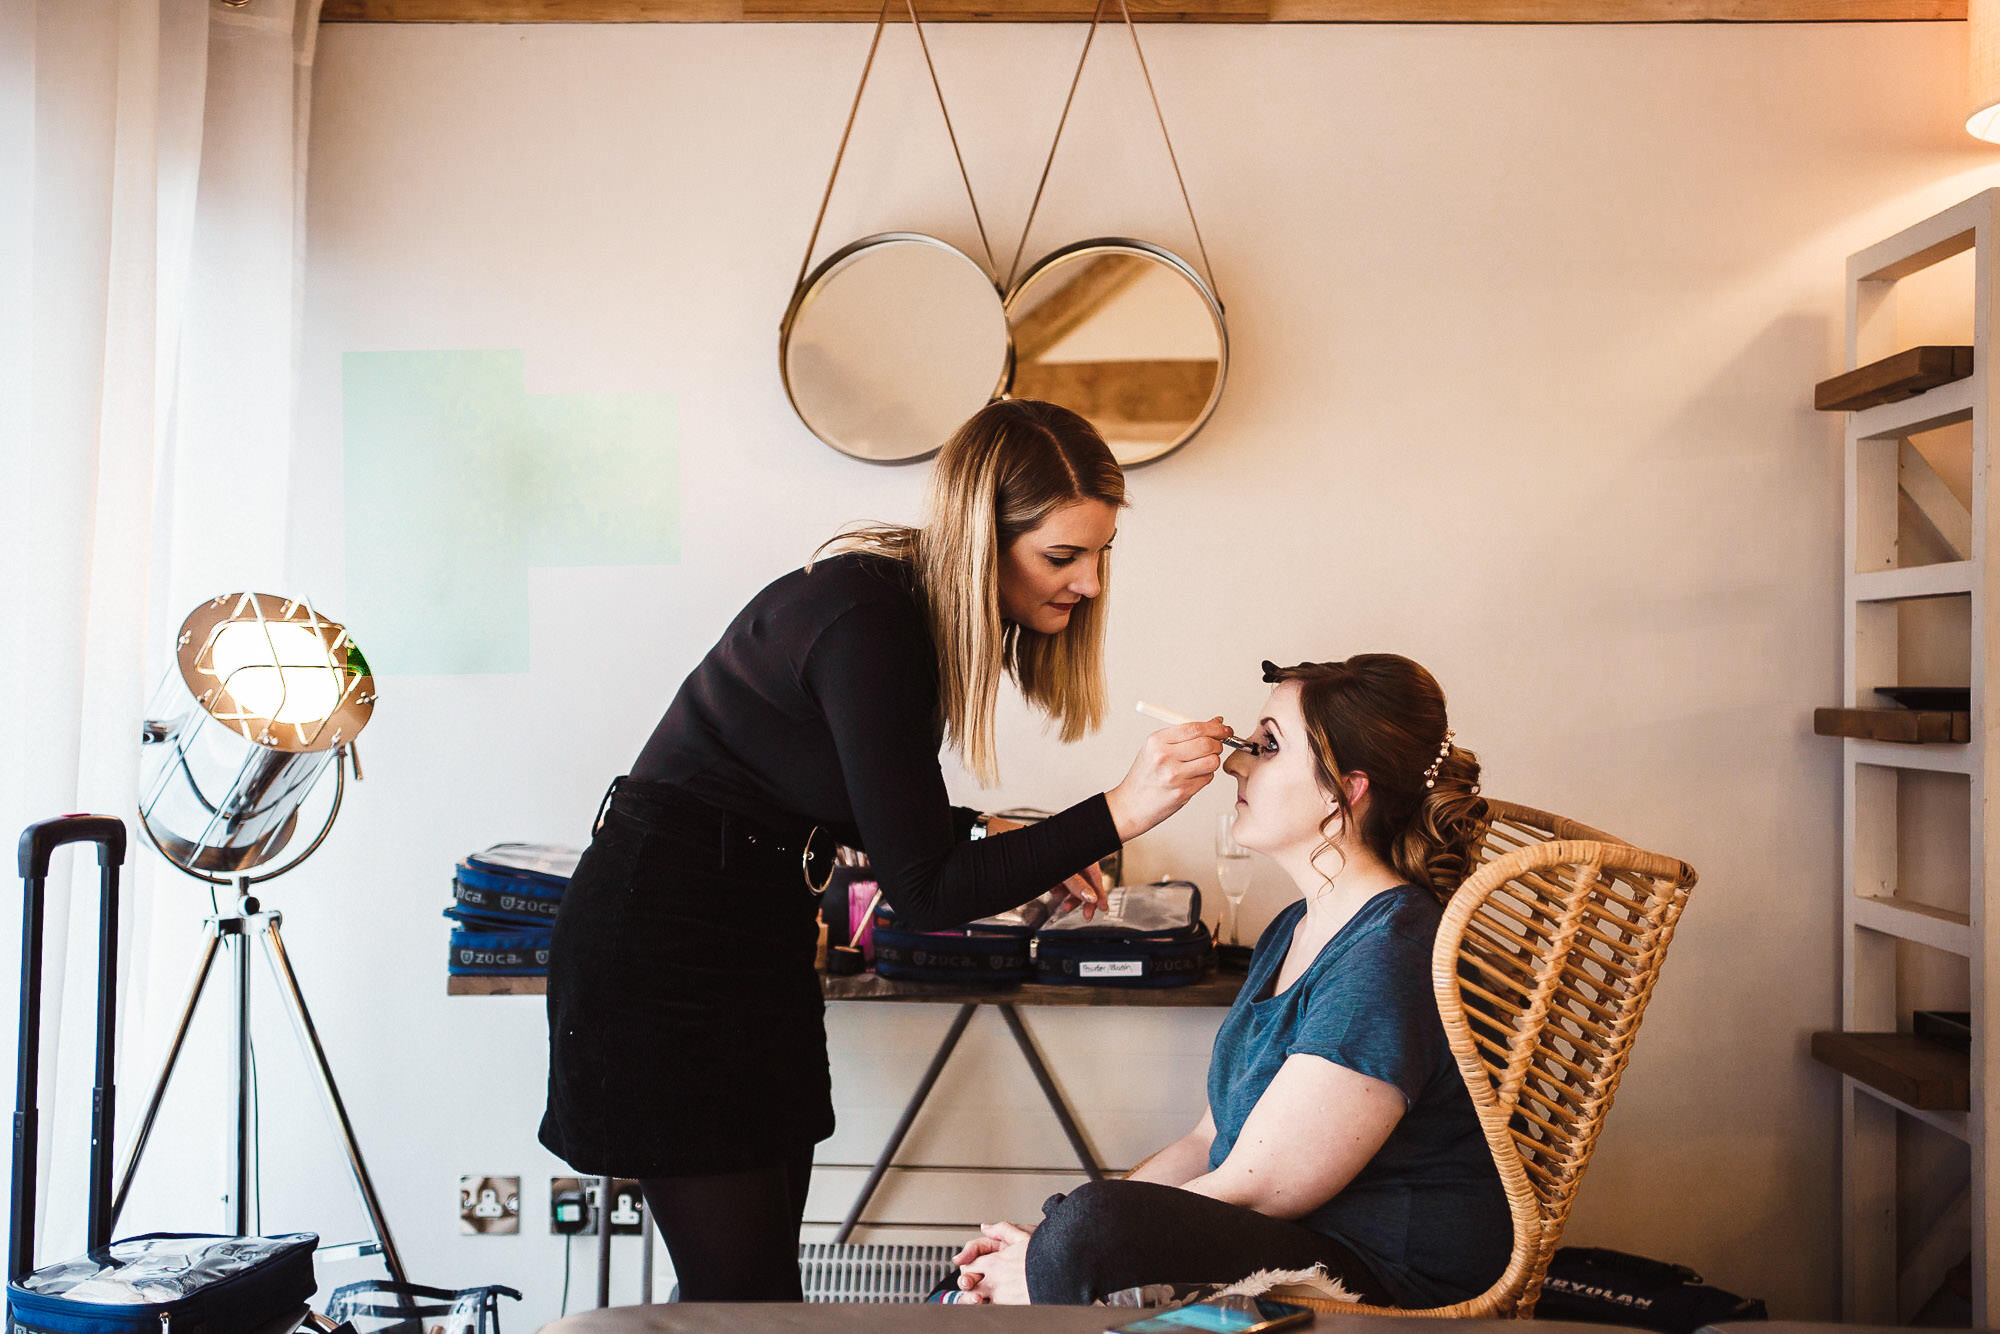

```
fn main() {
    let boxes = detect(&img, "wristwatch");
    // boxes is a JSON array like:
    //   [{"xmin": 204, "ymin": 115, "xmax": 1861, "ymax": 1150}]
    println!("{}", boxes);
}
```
[{"xmin": 968, "ymin": 813, "xmax": 991, "ymax": 841}]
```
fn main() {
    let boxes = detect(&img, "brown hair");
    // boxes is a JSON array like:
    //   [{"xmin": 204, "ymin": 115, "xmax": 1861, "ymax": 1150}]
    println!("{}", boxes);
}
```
[
  {"xmin": 1262, "ymin": 655, "xmax": 1488, "ymax": 902},
  {"xmin": 817, "ymin": 399, "xmax": 1126, "ymax": 784}
]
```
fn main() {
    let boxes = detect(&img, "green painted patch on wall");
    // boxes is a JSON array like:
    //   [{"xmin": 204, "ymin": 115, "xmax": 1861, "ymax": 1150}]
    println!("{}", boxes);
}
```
[{"xmin": 343, "ymin": 350, "xmax": 678, "ymax": 675}]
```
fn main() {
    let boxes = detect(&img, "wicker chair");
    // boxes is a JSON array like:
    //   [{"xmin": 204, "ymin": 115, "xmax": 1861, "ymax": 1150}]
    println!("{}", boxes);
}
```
[{"xmin": 1289, "ymin": 800, "xmax": 1698, "ymax": 1319}]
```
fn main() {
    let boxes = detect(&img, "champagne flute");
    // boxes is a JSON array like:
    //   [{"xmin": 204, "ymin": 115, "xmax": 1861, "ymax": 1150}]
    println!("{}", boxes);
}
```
[{"xmin": 1215, "ymin": 811, "xmax": 1253, "ymax": 946}]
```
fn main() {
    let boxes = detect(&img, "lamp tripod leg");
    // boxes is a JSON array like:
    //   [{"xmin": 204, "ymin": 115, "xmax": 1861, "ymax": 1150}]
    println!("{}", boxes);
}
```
[
  {"xmin": 255, "ymin": 917, "xmax": 407, "ymax": 1284},
  {"xmin": 109, "ymin": 925, "xmax": 224, "ymax": 1235},
  {"xmin": 232, "ymin": 922, "xmax": 252, "ymax": 1236}
]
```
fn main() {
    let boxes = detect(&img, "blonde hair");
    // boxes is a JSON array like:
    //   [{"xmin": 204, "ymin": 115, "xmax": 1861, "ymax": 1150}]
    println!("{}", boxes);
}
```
[{"xmin": 816, "ymin": 400, "xmax": 1127, "ymax": 785}]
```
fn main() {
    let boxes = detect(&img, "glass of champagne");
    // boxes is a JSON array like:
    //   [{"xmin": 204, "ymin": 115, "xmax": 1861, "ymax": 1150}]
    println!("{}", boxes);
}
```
[{"xmin": 1215, "ymin": 811, "xmax": 1253, "ymax": 946}]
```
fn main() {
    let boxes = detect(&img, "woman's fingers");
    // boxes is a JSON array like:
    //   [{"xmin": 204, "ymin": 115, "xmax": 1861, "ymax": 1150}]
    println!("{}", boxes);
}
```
[
  {"xmin": 952, "ymin": 1236, "xmax": 1004, "ymax": 1266},
  {"xmin": 981, "ymin": 1220, "xmax": 1034, "ymax": 1244}
]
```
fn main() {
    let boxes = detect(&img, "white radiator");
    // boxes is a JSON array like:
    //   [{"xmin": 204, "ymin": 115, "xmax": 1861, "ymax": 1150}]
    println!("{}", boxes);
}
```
[{"xmin": 796, "ymin": 1242, "xmax": 957, "ymax": 1303}]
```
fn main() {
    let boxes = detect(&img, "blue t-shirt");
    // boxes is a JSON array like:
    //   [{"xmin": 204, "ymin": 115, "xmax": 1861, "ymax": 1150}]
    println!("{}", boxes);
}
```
[{"xmin": 1206, "ymin": 886, "xmax": 1511, "ymax": 1308}]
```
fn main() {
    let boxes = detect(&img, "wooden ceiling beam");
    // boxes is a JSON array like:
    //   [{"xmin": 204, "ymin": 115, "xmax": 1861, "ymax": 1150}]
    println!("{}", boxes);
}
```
[{"xmin": 321, "ymin": 0, "xmax": 1964, "ymax": 21}]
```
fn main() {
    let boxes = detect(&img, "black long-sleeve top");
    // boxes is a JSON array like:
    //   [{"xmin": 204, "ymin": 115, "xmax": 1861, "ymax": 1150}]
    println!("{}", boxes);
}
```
[{"xmin": 632, "ymin": 552, "xmax": 1122, "ymax": 931}]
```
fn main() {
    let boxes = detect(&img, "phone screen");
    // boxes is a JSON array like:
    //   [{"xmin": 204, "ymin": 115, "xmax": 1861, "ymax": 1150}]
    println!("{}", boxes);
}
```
[{"xmin": 1107, "ymin": 1296, "xmax": 1312, "ymax": 1333}]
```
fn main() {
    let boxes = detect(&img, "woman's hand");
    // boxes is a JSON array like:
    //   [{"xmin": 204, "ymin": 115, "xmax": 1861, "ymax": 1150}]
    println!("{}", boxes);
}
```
[
  {"xmin": 952, "ymin": 1221, "xmax": 1035, "ymax": 1305},
  {"xmin": 1042, "ymin": 861, "xmax": 1103, "ymax": 921},
  {"xmin": 983, "ymin": 816, "xmax": 1104, "ymax": 920},
  {"xmin": 1105, "ymin": 719, "xmax": 1231, "ymax": 842}
]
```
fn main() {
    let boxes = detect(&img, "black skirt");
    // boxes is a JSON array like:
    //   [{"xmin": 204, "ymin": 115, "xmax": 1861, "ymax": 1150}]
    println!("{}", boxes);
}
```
[{"xmin": 538, "ymin": 779, "xmax": 835, "ymax": 1176}]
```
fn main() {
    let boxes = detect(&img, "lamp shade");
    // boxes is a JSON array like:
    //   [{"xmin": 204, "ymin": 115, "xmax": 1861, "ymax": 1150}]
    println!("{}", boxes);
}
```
[
  {"xmin": 1973, "ymin": 0, "xmax": 2000, "ymax": 141},
  {"xmin": 140, "ymin": 593, "xmax": 374, "ymax": 877}
]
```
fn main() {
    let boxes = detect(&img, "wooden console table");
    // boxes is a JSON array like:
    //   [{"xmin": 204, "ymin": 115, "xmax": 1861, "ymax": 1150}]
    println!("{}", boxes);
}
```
[{"xmin": 450, "ymin": 968, "xmax": 1243, "ymax": 1244}]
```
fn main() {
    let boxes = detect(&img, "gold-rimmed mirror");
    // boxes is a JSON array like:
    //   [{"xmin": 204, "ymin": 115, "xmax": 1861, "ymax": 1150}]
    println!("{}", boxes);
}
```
[
  {"xmin": 780, "ymin": 233, "xmax": 1011, "ymax": 465},
  {"xmin": 1003, "ymin": 239, "xmax": 1227, "ymax": 467}
]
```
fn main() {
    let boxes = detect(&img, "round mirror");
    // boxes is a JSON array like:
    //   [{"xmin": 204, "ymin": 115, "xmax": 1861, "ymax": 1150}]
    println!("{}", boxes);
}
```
[
  {"xmin": 781, "ymin": 232, "xmax": 1011, "ymax": 464},
  {"xmin": 1003, "ymin": 239, "xmax": 1227, "ymax": 467}
]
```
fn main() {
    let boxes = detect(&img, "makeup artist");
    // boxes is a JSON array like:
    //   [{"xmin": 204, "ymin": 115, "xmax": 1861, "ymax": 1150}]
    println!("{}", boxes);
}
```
[{"xmin": 540, "ymin": 399, "xmax": 1229, "ymax": 1303}]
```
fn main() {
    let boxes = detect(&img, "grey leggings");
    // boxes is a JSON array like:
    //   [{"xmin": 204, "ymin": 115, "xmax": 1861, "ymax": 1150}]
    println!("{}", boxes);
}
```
[{"xmin": 1023, "ymin": 1179, "xmax": 1395, "ymax": 1306}]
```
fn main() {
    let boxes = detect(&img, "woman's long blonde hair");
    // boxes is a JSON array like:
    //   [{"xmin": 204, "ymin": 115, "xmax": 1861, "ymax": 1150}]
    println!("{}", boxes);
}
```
[{"xmin": 816, "ymin": 399, "xmax": 1127, "ymax": 785}]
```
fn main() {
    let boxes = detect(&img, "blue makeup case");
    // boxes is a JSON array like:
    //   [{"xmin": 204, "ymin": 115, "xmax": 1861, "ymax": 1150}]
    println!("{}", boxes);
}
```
[
  {"xmin": 1032, "ymin": 880, "xmax": 1213, "ymax": 988},
  {"xmin": 8, "ymin": 1234, "xmax": 318, "ymax": 1334}
]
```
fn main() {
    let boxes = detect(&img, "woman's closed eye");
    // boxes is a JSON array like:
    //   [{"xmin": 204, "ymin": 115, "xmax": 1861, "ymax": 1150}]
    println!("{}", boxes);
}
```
[{"xmin": 1047, "ymin": 546, "xmax": 1110, "ymax": 568}]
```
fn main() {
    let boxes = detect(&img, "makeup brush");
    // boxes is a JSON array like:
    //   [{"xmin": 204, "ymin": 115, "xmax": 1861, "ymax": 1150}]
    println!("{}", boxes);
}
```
[{"xmin": 1135, "ymin": 701, "xmax": 1267, "ymax": 754}]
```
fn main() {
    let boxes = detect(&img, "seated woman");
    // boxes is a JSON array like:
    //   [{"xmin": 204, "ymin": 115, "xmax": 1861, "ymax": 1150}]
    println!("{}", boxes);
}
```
[{"xmin": 951, "ymin": 654, "xmax": 1511, "ymax": 1308}]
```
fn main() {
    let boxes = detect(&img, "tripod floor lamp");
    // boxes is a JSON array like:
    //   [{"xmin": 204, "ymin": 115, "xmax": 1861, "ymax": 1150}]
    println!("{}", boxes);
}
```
[{"xmin": 122, "ymin": 592, "xmax": 403, "ymax": 1278}]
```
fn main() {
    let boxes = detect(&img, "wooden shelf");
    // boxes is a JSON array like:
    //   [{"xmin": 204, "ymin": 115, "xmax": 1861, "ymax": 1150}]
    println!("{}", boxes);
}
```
[
  {"xmin": 448, "ymin": 969, "xmax": 1245, "ymax": 1006},
  {"xmin": 1816, "ymin": 346, "xmax": 1974, "ymax": 413},
  {"xmin": 1813, "ymin": 707, "xmax": 1970, "ymax": 744},
  {"xmin": 1811, "ymin": 1031, "xmax": 1970, "ymax": 1111}
]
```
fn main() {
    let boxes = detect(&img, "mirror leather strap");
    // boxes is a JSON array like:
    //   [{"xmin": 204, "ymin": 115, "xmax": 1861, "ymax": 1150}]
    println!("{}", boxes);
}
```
[
  {"xmin": 1003, "ymin": 0, "xmax": 1223, "ymax": 310},
  {"xmin": 793, "ymin": 0, "xmax": 1000, "ymax": 293}
]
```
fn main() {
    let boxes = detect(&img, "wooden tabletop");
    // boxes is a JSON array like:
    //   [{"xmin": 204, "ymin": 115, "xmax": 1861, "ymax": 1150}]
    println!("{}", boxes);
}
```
[{"xmin": 449, "ymin": 968, "xmax": 1248, "ymax": 1005}]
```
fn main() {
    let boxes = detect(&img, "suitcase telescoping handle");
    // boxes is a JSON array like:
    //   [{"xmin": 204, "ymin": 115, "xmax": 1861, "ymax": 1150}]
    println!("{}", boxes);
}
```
[{"xmin": 11, "ymin": 816, "xmax": 127, "ymax": 1285}]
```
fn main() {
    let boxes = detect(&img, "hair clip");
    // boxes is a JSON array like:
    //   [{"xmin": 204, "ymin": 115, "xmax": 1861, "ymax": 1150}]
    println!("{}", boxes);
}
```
[{"xmin": 1423, "ymin": 728, "xmax": 1455, "ymax": 789}]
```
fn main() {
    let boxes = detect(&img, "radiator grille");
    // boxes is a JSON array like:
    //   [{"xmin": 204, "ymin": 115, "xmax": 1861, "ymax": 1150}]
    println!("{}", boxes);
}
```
[{"xmin": 797, "ymin": 1242, "xmax": 957, "ymax": 1303}]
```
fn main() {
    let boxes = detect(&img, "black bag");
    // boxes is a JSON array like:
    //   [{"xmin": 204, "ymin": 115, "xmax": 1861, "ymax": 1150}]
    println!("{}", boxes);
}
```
[
  {"xmin": 8, "ymin": 816, "xmax": 318, "ymax": 1334},
  {"xmin": 1033, "ymin": 880, "xmax": 1213, "ymax": 988},
  {"xmin": 868, "ymin": 903, "xmax": 1037, "ymax": 985},
  {"xmin": 1535, "ymin": 1247, "xmax": 1767, "ymax": 1332}
]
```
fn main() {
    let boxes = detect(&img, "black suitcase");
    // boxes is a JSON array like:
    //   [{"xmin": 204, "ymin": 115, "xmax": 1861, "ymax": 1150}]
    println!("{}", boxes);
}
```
[{"xmin": 7, "ymin": 815, "xmax": 318, "ymax": 1334}]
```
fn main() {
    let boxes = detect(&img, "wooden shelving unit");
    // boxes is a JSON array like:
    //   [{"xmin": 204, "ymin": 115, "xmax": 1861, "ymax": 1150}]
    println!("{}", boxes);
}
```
[
  {"xmin": 1811, "ymin": 1032, "xmax": 1972, "ymax": 1111},
  {"xmin": 1817, "ymin": 346, "xmax": 1975, "ymax": 412},
  {"xmin": 1811, "ymin": 190, "xmax": 1998, "ymax": 1325},
  {"xmin": 1814, "ymin": 707, "xmax": 1972, "ymax": 744}
]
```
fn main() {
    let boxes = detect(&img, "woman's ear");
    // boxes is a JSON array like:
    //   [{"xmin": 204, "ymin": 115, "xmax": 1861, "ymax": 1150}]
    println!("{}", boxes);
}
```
[{"xmin": 1342, "ymin": 770, "xmax": 1371, "ymax": 816}]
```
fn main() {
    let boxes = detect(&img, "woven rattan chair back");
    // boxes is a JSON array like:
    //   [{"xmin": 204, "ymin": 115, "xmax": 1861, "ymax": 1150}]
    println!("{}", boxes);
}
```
[{"xmin": 1301, "ymin": 799, "xmax": 1697, "ymax": 1320}]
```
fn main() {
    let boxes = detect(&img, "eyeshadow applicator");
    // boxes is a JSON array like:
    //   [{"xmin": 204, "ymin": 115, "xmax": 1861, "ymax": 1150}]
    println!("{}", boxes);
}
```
[{"xmin": 1134, "ymin": 701, "xmax": 1269, "ymax": 754}]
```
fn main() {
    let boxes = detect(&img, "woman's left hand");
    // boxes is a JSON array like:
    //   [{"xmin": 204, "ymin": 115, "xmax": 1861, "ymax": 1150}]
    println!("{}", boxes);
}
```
[
  {"xmin": 1044, "ymin": 862, "xmax": 1103, "ymax": 921},
  {"xmin": 984, "ymin": 816, "xmax": 1104, "ymax": 922},
  {"xmin": 953, "ymin": 1221, "xmax": 1035, "ymax": 1305}
]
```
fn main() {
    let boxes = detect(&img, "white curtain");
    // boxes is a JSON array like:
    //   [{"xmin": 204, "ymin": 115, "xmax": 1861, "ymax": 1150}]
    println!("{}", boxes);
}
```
[{"xmin": 0, "ymin": 0, "xmax": 324, "ymax": 1255}]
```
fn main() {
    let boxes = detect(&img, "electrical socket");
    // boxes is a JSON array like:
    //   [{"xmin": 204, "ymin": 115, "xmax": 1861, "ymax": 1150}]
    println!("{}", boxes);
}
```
[
  {"xmin": 605, "ymin": 1178, "xmax": 644, "ymax": 1236},
  {"xmin": 459, "ymin": 1176, "xmax": 520, "ymax": 1235}
]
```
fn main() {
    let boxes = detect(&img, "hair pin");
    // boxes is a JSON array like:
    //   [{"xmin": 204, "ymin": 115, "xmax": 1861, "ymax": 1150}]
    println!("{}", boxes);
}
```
[{"xmin": 1423, "ymin": 728, "xmax": 1455, "ymax": 788}]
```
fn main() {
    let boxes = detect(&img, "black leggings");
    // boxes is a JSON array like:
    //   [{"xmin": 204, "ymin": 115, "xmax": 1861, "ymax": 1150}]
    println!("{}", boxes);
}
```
[
  {"xmin": 1023, "ymin": 1179, "xmax": 1395, "ymax": 1306},
  {"xmin": 642, "ymin": 1148, "xmax": 813, "ymax": 1302}
]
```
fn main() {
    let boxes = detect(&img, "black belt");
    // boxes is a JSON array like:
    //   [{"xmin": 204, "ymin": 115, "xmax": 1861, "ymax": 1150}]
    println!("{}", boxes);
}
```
[{"xmin": 597, "ymin": 777, "xmax": 840, "ymax": 894}]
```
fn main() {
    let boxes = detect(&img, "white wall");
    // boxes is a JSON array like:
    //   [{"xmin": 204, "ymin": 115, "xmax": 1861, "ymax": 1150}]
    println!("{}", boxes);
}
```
[{"xmin": 105, "ymin": 15, "xmax": 2000, "ymax": 1324}]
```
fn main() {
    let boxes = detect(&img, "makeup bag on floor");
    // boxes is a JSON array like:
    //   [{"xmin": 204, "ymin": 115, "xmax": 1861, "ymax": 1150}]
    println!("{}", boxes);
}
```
[
  {"xmin": 9, "ymin": 816, "xmax": 321, "ymax": 1334},
  {"xmin": 1533, "ymin": 1247, "xmax": 1767, "ymax": 1331},
  {"xmin": 1033, "ymin": 880, "xmax": 1212, "ymax": 988},
  {"xmin": 322, "ymin": 1281, "xmax": 520, "ymax": 1334}
]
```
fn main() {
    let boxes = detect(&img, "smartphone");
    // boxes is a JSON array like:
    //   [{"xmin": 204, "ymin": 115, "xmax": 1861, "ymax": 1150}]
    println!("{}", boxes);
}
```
[{"xmin": 1105, "ymin": 1295, "xmax": 1314, "ymax": 1334}]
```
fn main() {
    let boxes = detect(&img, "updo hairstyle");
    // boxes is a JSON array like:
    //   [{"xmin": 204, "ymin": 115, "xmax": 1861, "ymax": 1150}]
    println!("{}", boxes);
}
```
[{"xmin": 1261, "ymin": 655, "xmax": 1489, "ymax": 902}]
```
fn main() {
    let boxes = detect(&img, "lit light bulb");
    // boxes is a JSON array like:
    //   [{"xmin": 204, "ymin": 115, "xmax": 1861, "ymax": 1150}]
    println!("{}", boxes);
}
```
[{"xmin": 206, "ymin": 621, "xmax": 341, "ymax": 726}]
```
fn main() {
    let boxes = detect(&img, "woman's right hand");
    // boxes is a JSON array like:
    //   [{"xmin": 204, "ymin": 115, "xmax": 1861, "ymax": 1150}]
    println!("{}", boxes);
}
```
[{"xmin": 1105, "ymin": 719, "xmax": 1230, "ymax": 842}]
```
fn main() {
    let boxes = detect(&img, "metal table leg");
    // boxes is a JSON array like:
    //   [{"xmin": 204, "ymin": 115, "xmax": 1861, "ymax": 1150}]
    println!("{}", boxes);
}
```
[
  {"xmin": 833, "ymin": 1003, "xmax": 977, "ymax": 1243},
  {"xmin": 997, "ymin": 1003, "xmax": 1103, "ymax": 1181},
  {"xmin": 595, "ymin": 1177, "xmax": 614, "ymax": 1308}
]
